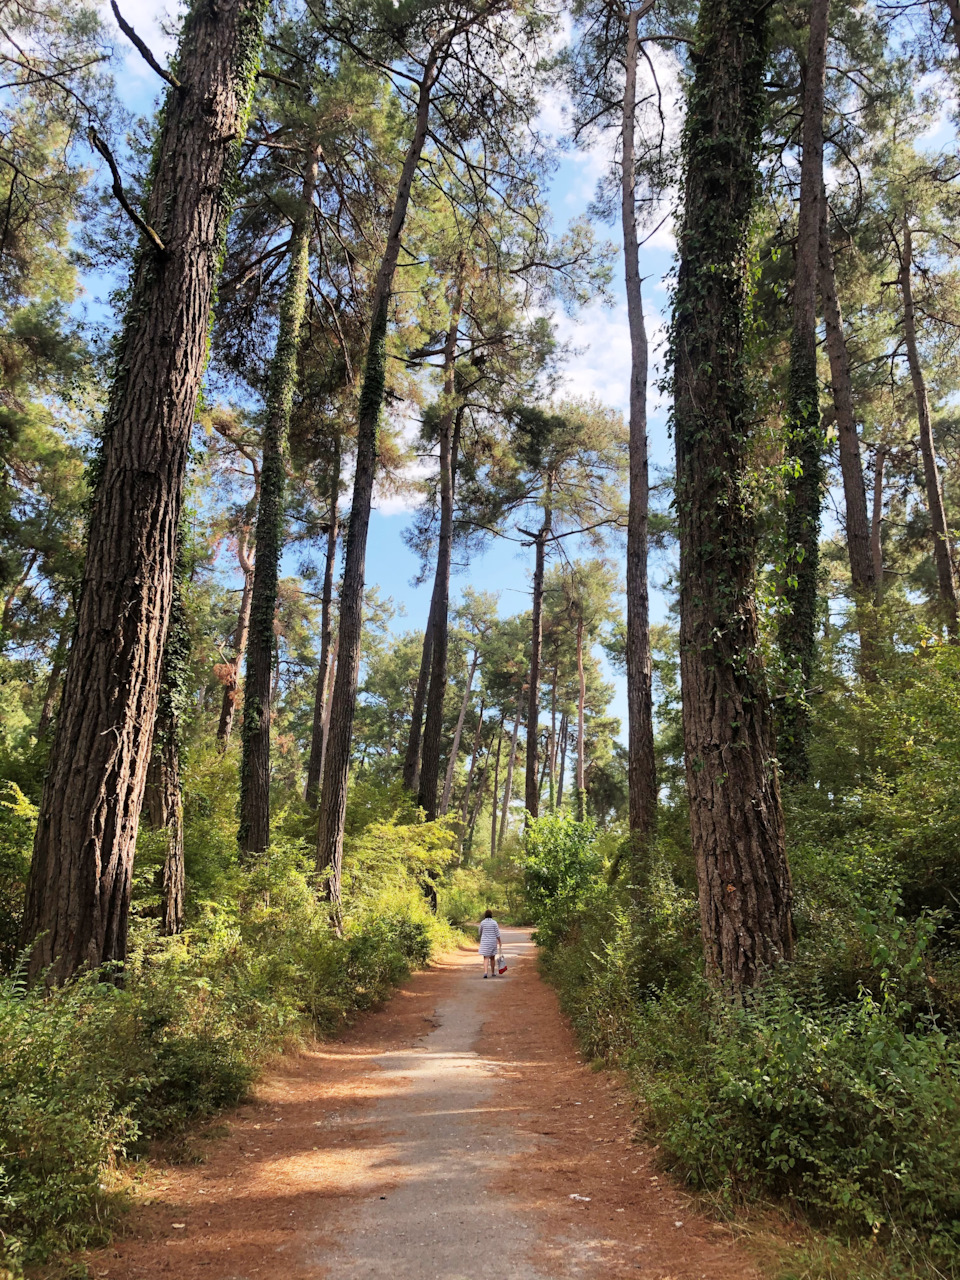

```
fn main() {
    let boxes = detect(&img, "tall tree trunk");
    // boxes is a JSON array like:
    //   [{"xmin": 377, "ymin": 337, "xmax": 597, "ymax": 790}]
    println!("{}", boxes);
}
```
[
  {"xmin": 402, "ymin": 603, "xmax": 436, "ymax": 793},
  {"xmin": 490, "ymin": 724, "xmax": 503, "ymax": 857},
  {"xmin": 872, "ymin": 446, "xmax": 887, "ymax": 594},
  {"xmin": 465, "ymin": 750, "xmax": 490, "ymax": 857},
  {"xmin": 37, "ymin": 610, "xmax": 72, "ymax": 736},
  {"xmin": 440, "ymin": 646, "xmax": 479, "ymax": 815},
  {"xmin": 556, "ymin": 710, "xmax": 568, "ymax": 809},
  {"xmin": 239, "ymin": 143, "xmax": 319, "ymax": 856},
  {"xmin": 538, "ymin": 741, "xmax": 550, "ymax": 802},
  {"xmin": 576, "ymin": 614, "xmax": 586, "ymax": 822},
  {"xmin": 622, "ymin": 4, "xmax": 658, "ymax": 840},
  {"xmin": 525, "ymin": 482, "xmax": 552, "ymax": 819},
  {"xmin": 777, "ymin": 0, "xmax": 830, "ymax": 784},
  {"xmin": 819, "ymin": 188, "xmax": 877, "ymax": 669},
  {"xmin": 899, "ymin": 220, "xmax": 960, "ymax": 636},
  {"xmin": 1, "ymin": 551, "xmax": 37, "ymax": 635},
  {"xmin": 217, "ymin": 527, "xmax": 255, "ymax": 748},
  {"xmin": 320, "ymin": 631, "xmax": 339, "ymax": 767},
  {"xmin": 459, "ymin": 697, "xmax": 486, "ymax": 828},
  {"xmin": 672, "ymin": 0, "xmax": 793, "ymax": 989},
  {"xmin": 305, "ymin": 442, "xmax": 341, "ymax": 806},
  {"xmin": 144, "ymin": 556, "xmax": 190, "ymax": 937},
  {"xmin": 20, "ymin": 0, "xmax": 268, "ymax": 985},
  {"xmin": 419, "ymin": 296, "xmax": 464, "ymax": 819},
  {"xmin": 145, "ymin": 729, "xmax": 185, "ymax": 936},
  {"xmin": 547, "ymin": 666, "xmax": 558, "ymax": 809},
  {"xmin": 317, "ymin": 50, "xmax": 447, "ymax": 910},
  {"xmin": 819, "ymin": 197, "xmax": 873, "ymax": 596},
  {"xmin": 498, "ymin": 701, "xmax": 523, "ymax": 848}
]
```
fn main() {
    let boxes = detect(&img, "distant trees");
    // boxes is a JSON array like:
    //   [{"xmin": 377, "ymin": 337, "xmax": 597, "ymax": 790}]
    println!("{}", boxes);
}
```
[
  {"xmin": 315, "ymin": 0, "xmax": 560, "ymax": 911},
  {"xmin": 507, "ymin": 400, "xmax": 626, "ymax": 820}
]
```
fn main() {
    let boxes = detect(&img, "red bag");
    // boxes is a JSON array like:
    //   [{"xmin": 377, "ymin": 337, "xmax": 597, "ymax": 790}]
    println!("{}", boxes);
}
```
[{"xmin": 497, "ymin": 952, "xmax": 508, "ymax": 975}]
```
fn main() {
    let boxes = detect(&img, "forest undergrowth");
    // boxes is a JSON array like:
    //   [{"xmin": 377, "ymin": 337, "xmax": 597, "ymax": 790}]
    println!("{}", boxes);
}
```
[
  {"xmin": 523, "ymin": 635, "xmax": 960, "ymax": 1280},
  {"xmin": 0, "ymin": 756, "xmax": 465, "ymax": 1277}
]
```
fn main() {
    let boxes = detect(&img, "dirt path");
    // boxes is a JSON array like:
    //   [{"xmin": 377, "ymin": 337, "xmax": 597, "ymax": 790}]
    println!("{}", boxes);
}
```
[{"xmin": 82, "ymin": 929, "xmax": 764, "ymax": 1280}]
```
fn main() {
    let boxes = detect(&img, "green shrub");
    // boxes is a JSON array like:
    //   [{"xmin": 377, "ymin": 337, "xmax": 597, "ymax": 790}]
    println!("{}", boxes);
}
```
[
  {"xmin": 516, "ymin": 811, "xmax": 602, "ymax": 949},
  {"xmin": 0, "ymin": 784, "xmax": 34, "ymax": 971}
]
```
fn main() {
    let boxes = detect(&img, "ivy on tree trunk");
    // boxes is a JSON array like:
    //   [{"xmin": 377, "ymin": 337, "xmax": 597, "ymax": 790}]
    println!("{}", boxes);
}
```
[
  {"xmin": 239, "ymin": 142, "xmax": 320, "ymax": 856},
  {"xmin": 777, "ymin": 0, "xmax": 829, "ymax": 784},
  {"xmin": 671, "ymin": 0, "xmax": 794, "ymax": 989}
]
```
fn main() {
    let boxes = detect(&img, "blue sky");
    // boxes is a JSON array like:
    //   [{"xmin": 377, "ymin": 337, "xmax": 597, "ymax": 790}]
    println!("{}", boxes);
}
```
[{"xmin": 97, "ymin": 1, "xmax": 684, "ymax": 736}]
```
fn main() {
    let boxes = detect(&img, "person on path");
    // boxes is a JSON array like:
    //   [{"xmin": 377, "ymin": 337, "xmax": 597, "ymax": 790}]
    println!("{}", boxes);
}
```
[{"xmin": 478, "ymin": 909, "xmax": 501, "ymax": 978}]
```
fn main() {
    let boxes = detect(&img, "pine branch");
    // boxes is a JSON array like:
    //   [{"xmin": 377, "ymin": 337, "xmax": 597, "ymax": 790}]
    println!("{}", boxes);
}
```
[
  {"xmin": 110, "ymin": 2, "xmax": 181, "ymax": 89},
  {"xmin": 87, "ymin": 127, "xmax": 165, "ymax": 252}
]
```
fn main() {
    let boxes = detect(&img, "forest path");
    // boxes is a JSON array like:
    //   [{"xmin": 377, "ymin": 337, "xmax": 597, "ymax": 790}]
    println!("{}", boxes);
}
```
[{"xmin": 83, "ymin": 930, "xmax": 762, "ymax": 1280}]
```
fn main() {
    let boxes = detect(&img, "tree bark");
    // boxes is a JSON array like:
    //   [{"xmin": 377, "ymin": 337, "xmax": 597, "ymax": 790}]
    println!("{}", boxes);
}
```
[
  {"xmin": 777, "ymin": 0, "xmax": 830, "ymax": 783},
  {"xmin": 576, "ymin": 614, "xmax": 586, "ymax": 822},
  {"xmin": 217, "ymin": 527, "xmax": 255, "ymax": 748},
  {"xmin": 145, "ymin": 728, "xmax": 185, "ymax": 936},
  {"xmin": 498, "ymin": 701, "xmax": 522, "ymax": 848},
  {"xmin": 419, "ymin": 291, "xmax": 464, "ymax": 819},
  {"xmin": 459, "ymin": 696, "xmax": 485, "ymax": 829},
  {"xmin": 239, "ymin": 142, "xmax": 319, "ymax": 855},
  {"xmin": 402, "ymin": 603, "xmax": 436, "ymax": 794},
  {"xmin": 899, "ymin": 219, "xmax": 960, "ymax": 636},
  {"xmin": 622, "ymin": 4, "xmax": 658, "ymax": 841},
  {"xmin": 672, "ymin": 0, "xmax": 793, "ymax": 989},
  {"xmin": 547, "ymin": 665, "xmax": 558, "ymax": 809},
  {"xmin": 490, "ymin": 724, "xmax": 503, "ymax": 858},
  {"xmin": 145, "ymin": 555, "xmax": 189, "ymax": 936},
  {"xmin": 440, "ymin": 646, "xmax": 479, "ymax": 815},
  {"xmin": 871, "ymin": 446, "xmax": 887, "ymax": 594},
  {"xmin": 556, "ymin": 710, "xmax": 568, "ymax": 809},
  {"xmin": 818, "ymin": 188, "xmax": 878, "ymax": 672},
  {"xmin": 819, "ymin": 198, "xmax": 873, "ymax": 596},
  {"xmin": 465, "ymin": 748, "xmax": 490, "ymax": 856},
  {"xmin": 525, "ymin": 482, "xmax": 552, "ymax": 819},
  {"xmin": 20, "ymin": 0, "xmax": 268, "ymax": 985},
  {"xmin": 305, "ymin": 441, "xmax": 341, "ymax": 806}
]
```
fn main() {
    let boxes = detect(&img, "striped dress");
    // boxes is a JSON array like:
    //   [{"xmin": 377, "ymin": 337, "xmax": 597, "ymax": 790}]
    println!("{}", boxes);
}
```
[{"xmin": 478, "ymin": 918, "xmax": 501, "ymax": 957}]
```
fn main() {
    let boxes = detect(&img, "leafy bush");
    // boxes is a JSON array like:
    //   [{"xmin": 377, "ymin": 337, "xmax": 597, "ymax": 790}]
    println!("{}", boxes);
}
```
[
  {"xmin": 515, "ymin": 811, "xmax": 602, "ymax": 949},
  {"xmin": 527, "ymin": 806, "xmax": 960, "ymax": 1272},
  {"xmin": 0, "ymin": 783, "xmax": 33, "ymax": 971}
]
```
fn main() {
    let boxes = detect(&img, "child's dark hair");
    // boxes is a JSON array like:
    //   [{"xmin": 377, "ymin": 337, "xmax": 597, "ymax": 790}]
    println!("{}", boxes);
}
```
[{"xmin": 483, "ymin": 909, "xmax": 493, "ymax": 919}]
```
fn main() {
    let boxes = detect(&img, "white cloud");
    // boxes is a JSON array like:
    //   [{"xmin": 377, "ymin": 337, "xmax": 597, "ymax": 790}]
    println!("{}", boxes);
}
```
[{"xmin": 551, "ymin": 295, "xmax": 669, "ymax": 417}]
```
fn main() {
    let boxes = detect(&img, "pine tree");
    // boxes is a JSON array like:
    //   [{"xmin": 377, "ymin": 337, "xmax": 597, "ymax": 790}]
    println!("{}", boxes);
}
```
[
  {"xmin": 20, "ymin": 0, "xmax": 269, "ymax": 984},
  {"xmin": 671, "ymin": 0, "xmax": 794, "ymax": 988}
]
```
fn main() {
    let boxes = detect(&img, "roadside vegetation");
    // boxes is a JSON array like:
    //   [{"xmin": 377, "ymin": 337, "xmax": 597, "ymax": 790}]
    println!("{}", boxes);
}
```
[
  {"xmin": 3, "ymin": 0, "xmax": 960, "ymax": 1277},
  {"xmin": 523, "ymin": 634, "xmax": 960, "ymax": 1279}
]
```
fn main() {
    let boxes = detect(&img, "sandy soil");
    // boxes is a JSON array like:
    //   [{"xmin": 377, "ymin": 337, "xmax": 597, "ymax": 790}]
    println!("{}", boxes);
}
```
[{"xmin": 77, "ymin": 928, "xmax": 765, "ymax": 1280}]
